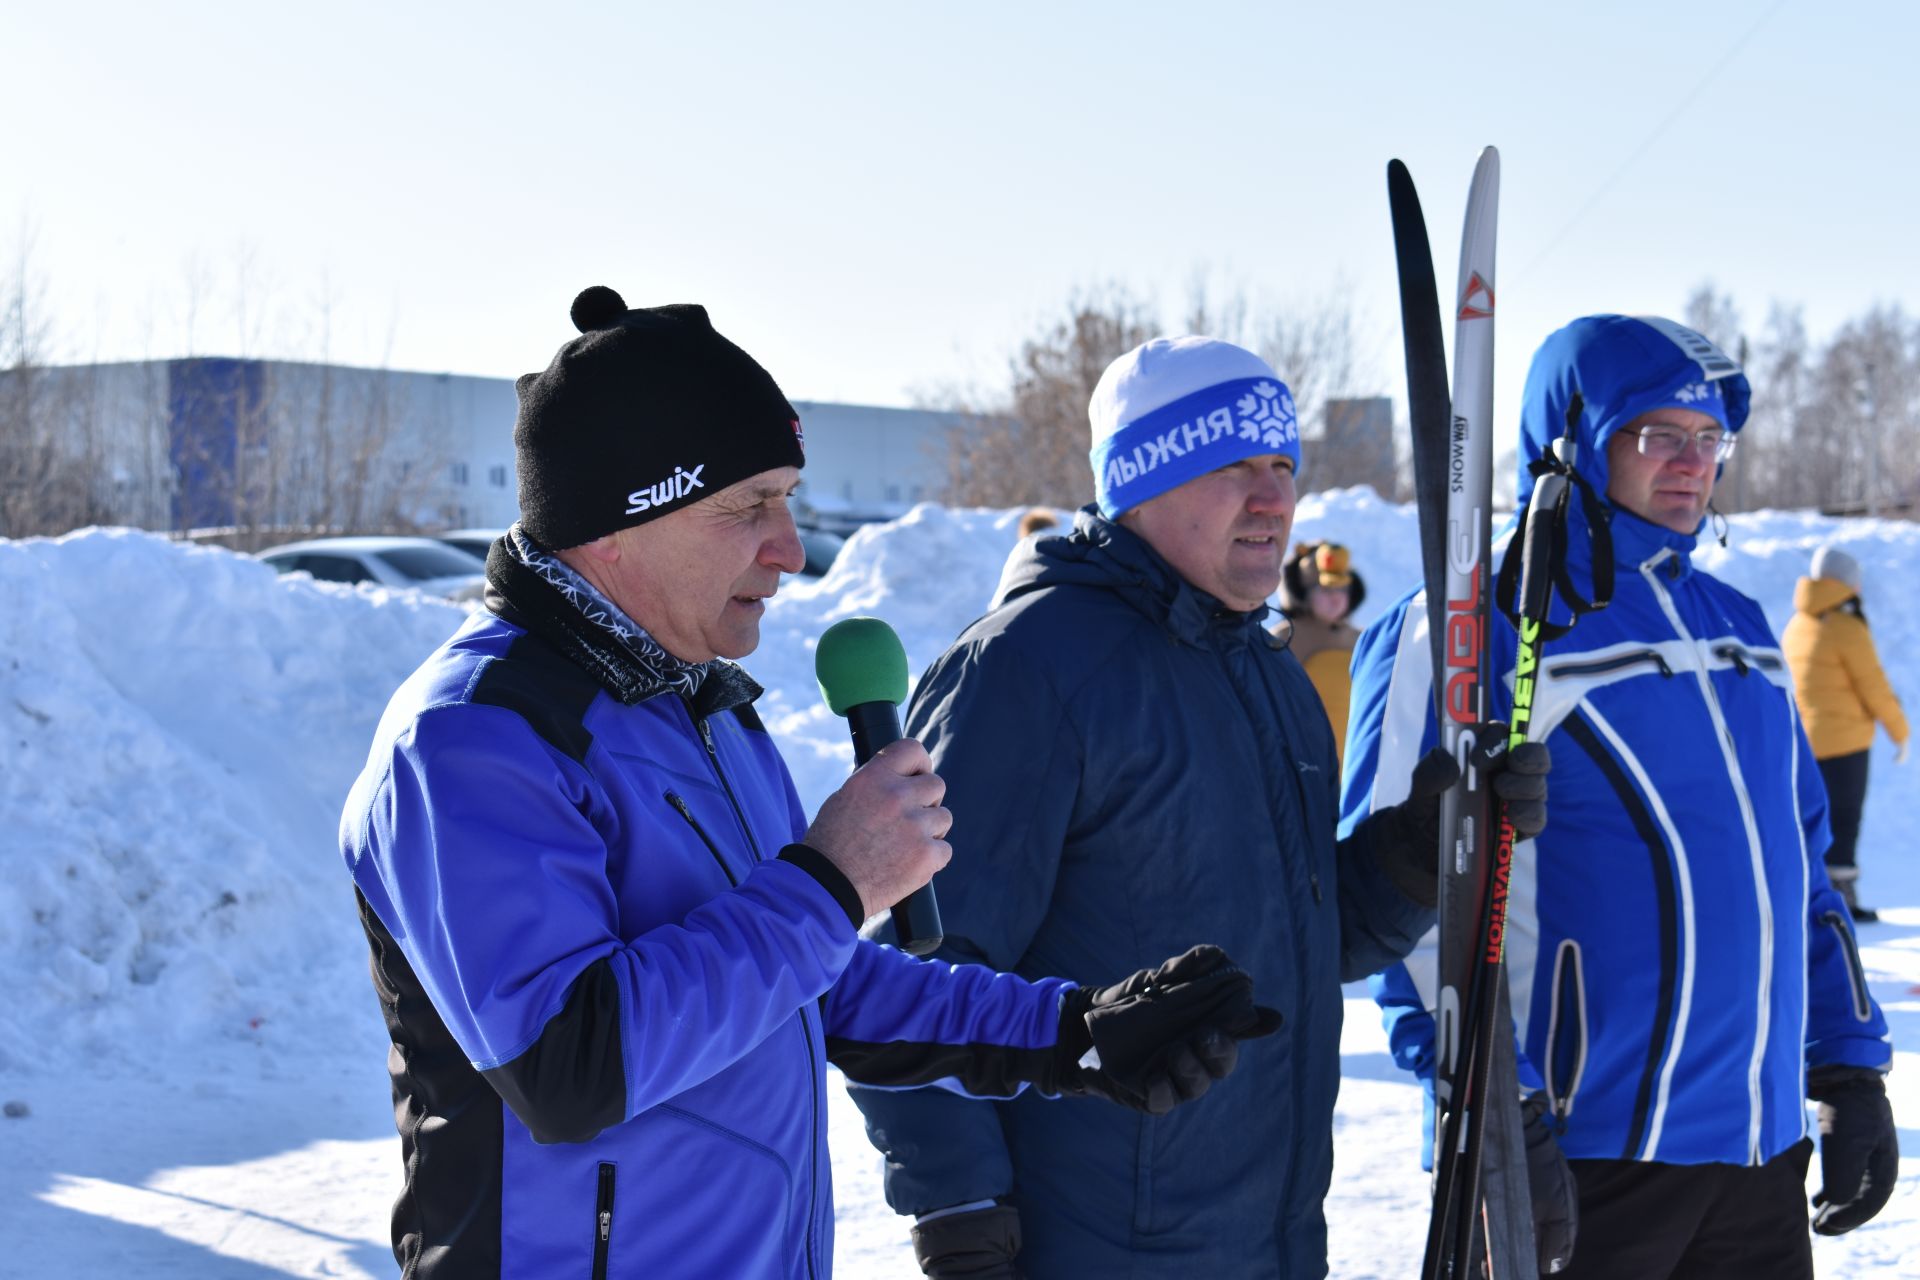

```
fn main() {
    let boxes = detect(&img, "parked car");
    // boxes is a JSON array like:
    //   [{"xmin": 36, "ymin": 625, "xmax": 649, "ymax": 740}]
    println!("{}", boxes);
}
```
[
  {"xmin": 797, "ymin": 524, "xmax": 845, "ymax": 578},
  {"xmin": 433, "ymin": 527, "xmax": 508, "ymax": 561},
  {"xmin": 257, "ymin": 536, "xmax": 487, "ymax": 601}
]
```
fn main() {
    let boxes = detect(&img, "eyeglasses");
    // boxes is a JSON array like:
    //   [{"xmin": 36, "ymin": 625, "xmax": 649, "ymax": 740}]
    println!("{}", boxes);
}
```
[{"xmin": 1622, "ymin": 424, "xmax": 1737, "ymax": 464}]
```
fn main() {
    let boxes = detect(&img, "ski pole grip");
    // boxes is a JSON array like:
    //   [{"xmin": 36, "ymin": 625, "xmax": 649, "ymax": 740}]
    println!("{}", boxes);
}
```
[{"xmin": 1516, "ymin": 473, "xmax": 1568, "ymax": 622}]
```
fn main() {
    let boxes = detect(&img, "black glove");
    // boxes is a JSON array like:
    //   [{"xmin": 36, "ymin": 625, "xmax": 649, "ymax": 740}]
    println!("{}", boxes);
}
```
[
  {"xmin": 1052, "ymin": 945, "xmax": 1282, "ymax": 1115},
  {"xmin": 1349, "ymin": 747, "xmax": 1459, "ymax": 908},
  {"xmin": 1356, "ymin": 738, "xmax": 1553, "ymax": 910},
  {"xmin": 911, "ymin": 1203, "xmax": 1022, "ymax": 1279},
  {"xmin": 1490, "ymin": 738, "xmax": 1551, "ymax": 842},
  {"xmin": 1520, "ymin": 1091, "xmax": 1578, "ymax": 1274},
  {"xmin": 1808, "ymin": 1065, "xmax": 1898, "ymax": 1235}
]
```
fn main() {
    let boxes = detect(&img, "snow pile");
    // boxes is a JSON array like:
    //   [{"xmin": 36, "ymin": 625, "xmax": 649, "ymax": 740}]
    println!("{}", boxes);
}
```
[
  {"xmin": 0, "ymin": 530, "xmax": 468, "ymax": 1075},
  {"xmin": 2, "ymin": 491, "xmax": 1916, "ymax": 1277}
]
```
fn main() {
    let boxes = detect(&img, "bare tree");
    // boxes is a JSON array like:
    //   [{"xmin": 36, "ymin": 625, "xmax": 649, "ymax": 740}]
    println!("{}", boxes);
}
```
[
  {"xmin": 935, "ymin": 284, "xmax": 1157, "ymax": 508},
  {"xmin": 1814, "ymin": 306, "xmax": 1918, "ymax": 517},
  {"xmin": 0, "ymin": 223, "xmax": 118, "ymax": 537},
  {"xmin": 1685, "ymin": 282, "xmax": 1918, "ymax": 518},
  {"xmin": 938, "ymin": 279, "xmax": 1384, "ymax": 507}
]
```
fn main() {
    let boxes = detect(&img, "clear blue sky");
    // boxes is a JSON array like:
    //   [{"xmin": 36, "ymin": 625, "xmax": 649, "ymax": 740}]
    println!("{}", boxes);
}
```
[{"xmin": 6, "ymin": 1, "xmax": 1913, "ymax": 448}]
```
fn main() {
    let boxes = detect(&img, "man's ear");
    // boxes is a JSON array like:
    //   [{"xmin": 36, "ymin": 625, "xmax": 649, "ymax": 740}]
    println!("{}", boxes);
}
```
[
  {"xmin": 591, "ymin": 531, "xmax": 627, "ymax": 561},
  {"xmin": 559, "ymin": 530, "xmax": 623, "ymax": 572}
]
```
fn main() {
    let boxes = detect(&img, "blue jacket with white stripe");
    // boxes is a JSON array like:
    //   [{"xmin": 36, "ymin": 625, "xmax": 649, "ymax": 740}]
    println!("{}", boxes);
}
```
[
  {"xmin": 341, "ymin": 559, "xmax": 1078, "ymax": 1279},
  {"xmin": 1346, "ymin": 315, "xmax": 1890, "ymax": 1168}
]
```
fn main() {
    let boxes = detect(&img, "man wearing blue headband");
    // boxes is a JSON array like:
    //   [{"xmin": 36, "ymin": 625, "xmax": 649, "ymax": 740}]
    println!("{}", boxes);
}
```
[
  {"xmin": 1353, "ymin": 315, "xmax": 1897, "ymax": 1278},
  {"xmin": 850, "ymin": 336, "xmax": 1550, "ymax": 1278}
]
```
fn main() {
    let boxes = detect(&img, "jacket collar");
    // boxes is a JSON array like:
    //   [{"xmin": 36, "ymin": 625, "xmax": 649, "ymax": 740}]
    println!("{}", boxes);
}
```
[
  {"xmin": 1000, "ymin": 505, "xmax": 1272, "ymax": 648},
  {"xmin": 1606, "ymin": 503, "xmax": 1700, "ymax": 583},
  {"xmin": 482, "ymin": 525, "xmax": 762, "ymax": 717}
]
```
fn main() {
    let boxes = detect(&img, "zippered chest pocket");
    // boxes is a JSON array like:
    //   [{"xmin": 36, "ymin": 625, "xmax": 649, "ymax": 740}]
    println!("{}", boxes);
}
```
[
  {"xmin": 1545, "ymin": 939, "xmax": 1588, "ymax": 1128},
  {"xmin": 1546, "ymin": 649, "xmax": 1673, "ymax": 682}
]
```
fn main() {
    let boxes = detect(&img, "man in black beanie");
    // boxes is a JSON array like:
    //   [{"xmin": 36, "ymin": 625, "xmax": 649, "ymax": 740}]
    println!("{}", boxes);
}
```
[{"xmin": 340, "ymin": 286, "xmax": 1283, "ymax": 1279}]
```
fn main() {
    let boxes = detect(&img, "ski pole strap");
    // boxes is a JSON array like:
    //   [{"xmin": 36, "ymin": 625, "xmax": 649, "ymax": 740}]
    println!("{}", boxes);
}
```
[{"xmin": 1496, "ymin": 461, "xmax": 1613, "ymax": 641}]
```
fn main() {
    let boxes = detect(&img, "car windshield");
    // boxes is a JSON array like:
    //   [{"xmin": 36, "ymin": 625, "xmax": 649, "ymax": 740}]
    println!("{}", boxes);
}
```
[{"xmin": 374, "ymin": 545, "xmax": 486, "ymax": 581}]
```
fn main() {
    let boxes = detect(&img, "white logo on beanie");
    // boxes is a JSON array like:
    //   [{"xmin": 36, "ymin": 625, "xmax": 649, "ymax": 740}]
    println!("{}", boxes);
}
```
[
  {"xmin": 625, "ymin": 464, "xmax": 706, "ymax": 515},
  {"xmin": 1237, "ymin": 382, "xmax": 1299, "ymax": 447}
]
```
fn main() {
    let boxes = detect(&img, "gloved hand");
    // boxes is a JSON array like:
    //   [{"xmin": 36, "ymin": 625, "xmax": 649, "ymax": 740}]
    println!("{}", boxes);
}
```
[
  {"xmin": 1356, "ymin": 738, "xmax": 1552, "ymax": 910},
  {"xmin": 1808, "ymin": 1065, "xmax": 1899, "ymax": 1234},
  {"xmin": 1520, "ymin": 1091, "xmax": 1578, "ymax": 1274},
  {"xmin": 911, "ymin": 1202, "xmax": 1022, "ymax": 1279},
  {"xmin": 1491, "ymin": 738, "xmax": 1552, "ymax": 841},
  {"xmin": 1052, "ymin": 945, "xmax": 1282, "ymax": 1115}
]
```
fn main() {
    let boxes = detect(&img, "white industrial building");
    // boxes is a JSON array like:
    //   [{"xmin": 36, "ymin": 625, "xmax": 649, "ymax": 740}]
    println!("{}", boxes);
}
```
[
  {"xmin": 2, "ymin": 357, "xmax": 1398, "ymax": 544},
  {"xmin": 0, "ymin": 358, "xmax": 963, "ymax": 540}
]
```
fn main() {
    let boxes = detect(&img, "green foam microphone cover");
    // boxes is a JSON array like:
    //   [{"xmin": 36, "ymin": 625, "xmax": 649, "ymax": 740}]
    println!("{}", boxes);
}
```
[{"xmin": 815, "ymin": 617, "xmax": 909, "ymax": 714}]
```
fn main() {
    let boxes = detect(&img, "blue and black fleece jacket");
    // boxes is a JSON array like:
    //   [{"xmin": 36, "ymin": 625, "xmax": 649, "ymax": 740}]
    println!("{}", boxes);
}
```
[{"xmin": 340, "ymin": 548, "xmax": 1076, "ymax": 1279}]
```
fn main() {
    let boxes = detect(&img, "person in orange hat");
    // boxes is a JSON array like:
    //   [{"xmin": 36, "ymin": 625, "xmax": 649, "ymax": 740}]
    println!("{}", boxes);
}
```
[
  {"xmin": 1275, "ymin": 540, "xmax": 1366, "ymax": 765},
  {"xmin": 1784, "ymin": 543, "xmax": 1910, "ymax": 923}
]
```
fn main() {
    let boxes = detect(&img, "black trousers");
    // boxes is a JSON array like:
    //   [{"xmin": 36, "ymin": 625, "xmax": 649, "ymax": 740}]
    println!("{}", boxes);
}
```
[
  {"xmin": 1555, "ymin": 1140, "xmax": 1814, "ymax": 1280},
  {"xmin": 1818, "ymin": 751, "xmax": 1870, "ymax": 873}
]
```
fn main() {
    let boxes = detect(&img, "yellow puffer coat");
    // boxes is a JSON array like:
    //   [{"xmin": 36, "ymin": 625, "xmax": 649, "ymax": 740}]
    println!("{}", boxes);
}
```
[
  {"xmin": 1278, "ymin": 612, "xmax": 1357, "ymax": 766},
  {"xmin": 1783, "ymin": 575, "xmax": 1910, "ymax": 760}
]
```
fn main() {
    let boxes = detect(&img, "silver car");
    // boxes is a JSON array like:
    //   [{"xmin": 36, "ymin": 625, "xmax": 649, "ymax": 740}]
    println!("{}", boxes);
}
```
[{"xmin": 257, "ymin": 535, "xmax": 488, "ymax": 601}]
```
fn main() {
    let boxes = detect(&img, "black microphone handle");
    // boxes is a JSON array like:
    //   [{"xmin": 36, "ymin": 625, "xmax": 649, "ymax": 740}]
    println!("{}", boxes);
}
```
[{"xmin": 844, "ymin": 700, "xmax": 945, "ymax": 956}]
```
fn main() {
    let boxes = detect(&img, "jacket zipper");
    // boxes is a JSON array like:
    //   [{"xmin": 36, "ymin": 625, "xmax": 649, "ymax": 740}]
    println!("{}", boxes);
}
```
[
  {"xmin": 1546, "ymin": 649, "xmax": 1673, "ymax": 680},
  {"xmin": 698, "ymin": 715, "xmax": 764, "ymax": 865},
  {"xmin": 1645, "ymin": 555, "xmax": 1773, "ymax": 1164},
  {"xmin": 1711, "ymin": 642, "xmax": 1783, "ymax": 676},
  {"xmin": 591, "ymin": 1161, "xmax": 615, "ymax": 1280},
  {"xmin": 1544, "ymin": 940, "xmax": 1588, "ymax": 1130},
  {"xmin": 1220, "ymin": 643, "xmax": 1309, "ymax": 1224},
  {"xmin": 665, "ymin": 790, "xmax": 739, "ymax": 887},
  {"xmin": 1820, "ymin": 911, "xmax": 1875, "ymax": 1023},
  {"xmin": 1560, "ymin": 712, "xmax": 1685, "ymax": 1159},
  {"xmin": 692, "ymin": 705, "xmax": 818, "ymax": 1279}
]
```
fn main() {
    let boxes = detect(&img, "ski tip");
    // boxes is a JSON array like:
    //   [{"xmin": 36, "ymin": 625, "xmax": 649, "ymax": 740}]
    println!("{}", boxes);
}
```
[
  {"xmin": 1475, "ymin": 145, "xmax": 1501, "ymax": 174},
  {"xmin": 1387, "ymin": 158, "xmax": 1418, "ymax": 203}
]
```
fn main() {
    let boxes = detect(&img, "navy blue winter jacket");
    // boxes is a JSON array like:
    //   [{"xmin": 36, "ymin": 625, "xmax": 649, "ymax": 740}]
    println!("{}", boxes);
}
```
[
  {"xmin": 1348, "ymin": 315, "xmax": 1891, "ymax": 1170},
  {"xmin": 850, "ymin": 510, "xmax": 1433, "ymax": 1279},
  {"xmin": 341, "ymin": 553, "xmax": 1079, "ymax": 1279}
]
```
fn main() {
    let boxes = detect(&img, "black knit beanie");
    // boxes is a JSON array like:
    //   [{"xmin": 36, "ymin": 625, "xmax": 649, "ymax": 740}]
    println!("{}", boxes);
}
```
[{"xmin": 513, "ymin": 285, "xmax": 806, "ymax": 549}]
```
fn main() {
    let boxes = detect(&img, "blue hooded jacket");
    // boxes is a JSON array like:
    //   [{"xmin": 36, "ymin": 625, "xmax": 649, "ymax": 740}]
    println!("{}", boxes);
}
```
[
  {"xmin": 1347, "ymin": 315, "xmax": 1890, "ymax": 1169},
  {"xmin": 341, "ymin": 552, "xmax": 1082, "ymax": 1280},
  {"xmin": 850, "ymin": 509, "xmax": 1433, "ymax": 1279}
]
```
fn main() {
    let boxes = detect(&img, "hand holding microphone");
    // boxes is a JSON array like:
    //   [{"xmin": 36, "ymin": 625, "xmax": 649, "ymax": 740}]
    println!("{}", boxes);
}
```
[{"xmin": 809, "ymin": 617, "xmax": 948, "ymax": 953}]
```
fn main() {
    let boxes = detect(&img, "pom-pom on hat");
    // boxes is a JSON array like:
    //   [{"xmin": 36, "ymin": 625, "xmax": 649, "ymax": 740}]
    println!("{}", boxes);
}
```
[
  {"xmin": 1088, "ymin": 336, "xmax": 1300, "ymax": 518},
  {"xmin": 513, "ymin": 286, "xmax": 806, "ymax": 549},
  {"xmin": 1280, "ymin": 540, "xmax": 1366, "ymax": 618},
  {"xmin": 1310, "ymin": 542, "xmax": 1352, "ymax": 588}
]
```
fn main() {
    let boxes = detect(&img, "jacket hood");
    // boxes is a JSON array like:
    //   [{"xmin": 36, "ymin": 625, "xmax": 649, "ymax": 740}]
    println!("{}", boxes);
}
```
[
  {"xmin": 1795, "ymin": 574, "xmax": 1858, "ymax": 616},
  {"xmin": 1516, "ymin": 315, "xmax": 1752, "ymax": 527},
  {"xmin": 997, "ymin": 504, "xmax": 1271, "ymax": 645}
]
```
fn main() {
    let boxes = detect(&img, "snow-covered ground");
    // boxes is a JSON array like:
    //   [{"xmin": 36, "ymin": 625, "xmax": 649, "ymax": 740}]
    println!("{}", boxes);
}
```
[{"xmin": 2, "ymin": 488, "xmax": 1916, "ymax": 1276}]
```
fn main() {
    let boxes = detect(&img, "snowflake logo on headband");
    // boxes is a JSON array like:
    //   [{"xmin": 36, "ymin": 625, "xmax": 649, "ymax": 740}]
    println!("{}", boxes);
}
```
[
  {"xmin": 1672, "ymin": 381, "xmax": 1720, "ymax": 405},
  {"xmin": 1236, "ymin": 382, "xmax": 1298, "ymax": 449}
]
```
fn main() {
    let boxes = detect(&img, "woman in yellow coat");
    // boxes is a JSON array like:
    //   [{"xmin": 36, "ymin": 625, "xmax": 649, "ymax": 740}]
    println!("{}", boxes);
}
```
[
  {"xmin": 1274, "ymin": 541, "xmax": 1364, "ymax": 767},
  {"xmin": 1783, "ymin": 544, "xmax": 1910, "ymax": 923}
]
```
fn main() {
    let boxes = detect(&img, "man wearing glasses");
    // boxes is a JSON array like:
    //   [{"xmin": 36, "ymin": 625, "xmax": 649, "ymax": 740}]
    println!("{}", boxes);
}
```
[{"xmin": 1348, "ymin": 315, "xmax": 1896, "ymax": 1279}]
